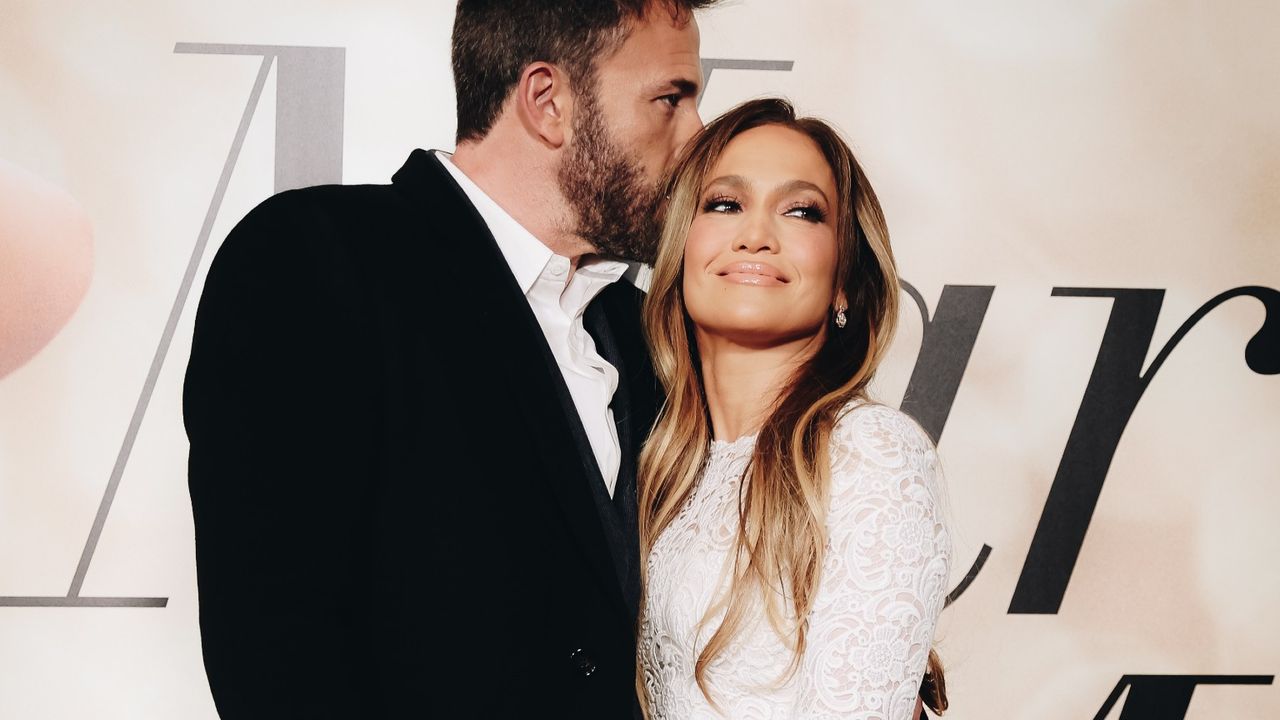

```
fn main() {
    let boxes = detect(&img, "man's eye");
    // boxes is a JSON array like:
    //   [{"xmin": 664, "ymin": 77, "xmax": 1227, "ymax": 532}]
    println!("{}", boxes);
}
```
[
  {"xmin": 659, "ymin": 94, "xmax": 681, "ymax": 109},
  {"xmin": 703, "ymin": 198, "xmax": 740, "ymax": 213}
]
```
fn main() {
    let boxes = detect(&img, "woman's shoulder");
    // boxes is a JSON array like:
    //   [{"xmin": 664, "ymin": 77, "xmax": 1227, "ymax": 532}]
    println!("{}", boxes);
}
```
[
  {"xmin": 830, "ymin": 399, "xmax": 937, "ymax": 465},
  {"xmin": 825, "ymin": 399, "xmax": 949, "ymax": 548},
  {"xmin": 825, "ymin": 399, "xmax": 944, "ymax": 507}
]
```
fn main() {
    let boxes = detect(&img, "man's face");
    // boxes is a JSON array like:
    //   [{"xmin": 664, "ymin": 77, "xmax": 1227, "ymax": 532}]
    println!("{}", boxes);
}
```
[{"xmin": 558, "ymin": 10, "xmax": 703, "ymax": 263}]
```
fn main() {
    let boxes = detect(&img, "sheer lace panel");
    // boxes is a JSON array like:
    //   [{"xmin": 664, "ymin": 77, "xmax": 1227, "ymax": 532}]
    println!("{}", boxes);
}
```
[{"xmin": 640, "ymin": 403, "xmax": 951, "ymax": 719}]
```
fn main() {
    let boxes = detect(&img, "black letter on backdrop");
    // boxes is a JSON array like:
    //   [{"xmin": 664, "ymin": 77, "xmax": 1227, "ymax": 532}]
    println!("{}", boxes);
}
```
[
  {"xmin": 1010, "ymin": 287, "xmax": 1280, "ymax": 614},
  {"xmin": 0, "ymin": 43, "xmax": 346, "ymax": 608},
  {"xmin": 1092, "ymin": 674, "xmax": 1272, "ymax": 719},
  {"xmin": 900, "ymin": 283, "xmax": 994, "ymax": 443},
  {"xmin": 899, "ymin": 282, "xmax": 996, "ymax": 606}
]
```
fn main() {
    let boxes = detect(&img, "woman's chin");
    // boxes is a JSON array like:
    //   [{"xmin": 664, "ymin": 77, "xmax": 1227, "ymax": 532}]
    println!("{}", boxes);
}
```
[{"xmin": 693, "ymin": 315, "xmax": 824, "ymax": 351}]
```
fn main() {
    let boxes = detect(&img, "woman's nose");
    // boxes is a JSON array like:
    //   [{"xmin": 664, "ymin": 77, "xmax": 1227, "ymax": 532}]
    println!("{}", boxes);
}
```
[{"xmin": 734, "ymin": 212, "xmax": 777, "ymax": 254}]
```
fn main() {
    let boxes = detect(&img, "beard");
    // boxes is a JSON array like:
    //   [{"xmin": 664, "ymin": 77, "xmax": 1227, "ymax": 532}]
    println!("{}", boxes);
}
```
[{"xmin": 557, "ymin": 89, "xmax": 665, "ymax": 264}]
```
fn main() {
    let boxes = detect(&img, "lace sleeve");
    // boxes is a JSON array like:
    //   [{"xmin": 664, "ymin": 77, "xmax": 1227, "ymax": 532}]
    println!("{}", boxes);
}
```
[{"xmin": 794, "ymin": 403, "xmax": 952, "ymax": 719}]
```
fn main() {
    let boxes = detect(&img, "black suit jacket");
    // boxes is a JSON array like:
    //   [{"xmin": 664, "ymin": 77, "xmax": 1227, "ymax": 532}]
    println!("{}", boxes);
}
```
[{"xmin": 184, "ymin": 150, "xmax": 657, "ymax": 719}]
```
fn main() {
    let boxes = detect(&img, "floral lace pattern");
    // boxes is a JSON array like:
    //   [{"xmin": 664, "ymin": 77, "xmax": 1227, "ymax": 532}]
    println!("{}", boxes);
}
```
[{"xmin": 640, "ymin": 403, "xmax": 951, "ymax": 719}]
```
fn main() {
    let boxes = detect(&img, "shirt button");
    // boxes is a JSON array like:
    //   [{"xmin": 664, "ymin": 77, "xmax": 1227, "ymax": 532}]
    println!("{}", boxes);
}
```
[
  {"xmin": 549, "ymin": 261, "xmax": 567, "ymax": 278},
  {"xmin": 569, "ymin": 648, "xmax": 596, "ymax": 677}
]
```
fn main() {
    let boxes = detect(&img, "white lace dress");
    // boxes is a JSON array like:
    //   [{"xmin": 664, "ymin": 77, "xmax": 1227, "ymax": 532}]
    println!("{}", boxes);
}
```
[{"xmin": 640, "ymin": 402, "xmax": 951, "ymax": 720}]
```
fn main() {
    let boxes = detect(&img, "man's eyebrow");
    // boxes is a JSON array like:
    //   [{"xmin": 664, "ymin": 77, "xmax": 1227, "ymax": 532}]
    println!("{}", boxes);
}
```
[
  {"xmin": 655, "ymin": 78, "xmax": 700, "ymax": 97},
  {"xmin": 674, "ymin": 78, "xmax": 700, "ymax": 96}
]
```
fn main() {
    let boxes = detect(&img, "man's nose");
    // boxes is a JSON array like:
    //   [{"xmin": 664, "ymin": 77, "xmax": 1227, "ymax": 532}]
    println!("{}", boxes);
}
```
[{"xmin": 674, "ymin": 108, "xmax": 705, "ymax": 153}]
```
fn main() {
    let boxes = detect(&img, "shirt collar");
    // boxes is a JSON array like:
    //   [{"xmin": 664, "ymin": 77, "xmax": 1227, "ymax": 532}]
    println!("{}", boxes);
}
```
[
  {"xmin": 435, "ymin": 150, "xmax": 644, "ymax": 295},
  {"xmin": 436, "ymin": 150, "xmax": 551, "ymax": 295}
]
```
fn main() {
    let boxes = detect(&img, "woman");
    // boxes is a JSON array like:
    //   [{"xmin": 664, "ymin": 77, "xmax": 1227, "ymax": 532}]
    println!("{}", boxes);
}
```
[{"xmin": 637, "ymin": 98, "xmax": 951, "ymax": 719}]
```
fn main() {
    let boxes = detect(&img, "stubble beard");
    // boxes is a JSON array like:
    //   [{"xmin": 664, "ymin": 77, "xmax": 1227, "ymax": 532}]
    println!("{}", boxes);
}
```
[{"xmin": 557, "ymin": 89, "xmax": 664, "ymax": 265}]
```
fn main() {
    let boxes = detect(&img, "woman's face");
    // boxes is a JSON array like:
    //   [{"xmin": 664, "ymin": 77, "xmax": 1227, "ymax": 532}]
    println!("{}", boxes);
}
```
[{"xmin": 682, "ymin": 124, "xmax": 842, "ymax": 348}]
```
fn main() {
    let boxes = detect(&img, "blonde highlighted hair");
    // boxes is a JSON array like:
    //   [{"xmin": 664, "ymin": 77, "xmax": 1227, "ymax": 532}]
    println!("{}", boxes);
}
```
[{"xmin": 638, "ymin": 98, "xmax": 946, "ymax": 714}]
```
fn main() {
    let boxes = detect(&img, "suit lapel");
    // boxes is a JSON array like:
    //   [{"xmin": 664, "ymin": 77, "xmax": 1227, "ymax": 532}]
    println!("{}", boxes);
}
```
[
  {"xmin": 584, "ymin": 297, "xmax": 638, "ymax": 615},
  {"xmin": 390, "ymin": 150, "xmax": 631, "ymax": 623},
  {"xmin": 587, "ymin": 282, "xmax": 660, "ymax": 616}
]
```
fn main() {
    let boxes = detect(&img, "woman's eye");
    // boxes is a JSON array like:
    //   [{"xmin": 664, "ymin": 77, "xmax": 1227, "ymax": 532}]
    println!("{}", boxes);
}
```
[
  {"xmin": 702, "ymin": 198, "xmax": 740, "ymax": 213},
  {"xmin": 783, "ymin": 204, "xmax": 826, "ymax": 222}
]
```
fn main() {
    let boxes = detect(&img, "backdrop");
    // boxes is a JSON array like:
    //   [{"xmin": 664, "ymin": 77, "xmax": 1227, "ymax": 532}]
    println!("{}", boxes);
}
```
[{"xmin": 2, "ymin": 1, "xmax": 1277, "ymax": 717}]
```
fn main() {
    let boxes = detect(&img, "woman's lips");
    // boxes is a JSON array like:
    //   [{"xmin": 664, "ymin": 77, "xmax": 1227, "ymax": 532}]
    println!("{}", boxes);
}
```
[{"xmin": 715, "ymin": 262, "xmax": 788, "ymax": 286}]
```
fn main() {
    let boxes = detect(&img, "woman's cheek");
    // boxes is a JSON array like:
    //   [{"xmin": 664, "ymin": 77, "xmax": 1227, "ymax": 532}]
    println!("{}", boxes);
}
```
[
  {"xmin": 0, "ymin": 160, "xmax": 94, "ymax": 379},
  {"xmin": 681, "ymin": 268, "xmax": 711, "ymax": 327}
]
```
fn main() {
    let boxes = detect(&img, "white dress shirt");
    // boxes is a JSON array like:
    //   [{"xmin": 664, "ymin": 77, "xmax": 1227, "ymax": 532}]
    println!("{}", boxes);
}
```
[{"xmin": 436, "ymin": 151, "xmax": 629, "ymax": 496}]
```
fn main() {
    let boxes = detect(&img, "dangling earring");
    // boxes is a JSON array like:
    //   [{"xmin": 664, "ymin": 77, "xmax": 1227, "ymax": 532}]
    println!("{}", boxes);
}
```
[{"xmin": 835, "ymin": 305, "xmax": 848, "ymax": 329}]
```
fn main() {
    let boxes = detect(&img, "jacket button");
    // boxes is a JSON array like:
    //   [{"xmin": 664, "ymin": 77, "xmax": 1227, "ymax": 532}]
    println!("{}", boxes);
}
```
[{"xmin": 569, "ymin": 648, "xmax": 596, "ymax": 677}]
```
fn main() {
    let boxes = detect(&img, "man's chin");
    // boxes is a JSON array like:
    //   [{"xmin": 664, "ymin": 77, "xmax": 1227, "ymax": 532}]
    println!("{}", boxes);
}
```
[{"xmin": 592, "ymin": 235, "xmax": 658, "ymax": 266}]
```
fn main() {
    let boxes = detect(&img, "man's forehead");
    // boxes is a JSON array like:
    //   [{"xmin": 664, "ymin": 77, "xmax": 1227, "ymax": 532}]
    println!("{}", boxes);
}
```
[{"xmin": 609, "ymin": 13, "xmax": 702, "ymax": 77}]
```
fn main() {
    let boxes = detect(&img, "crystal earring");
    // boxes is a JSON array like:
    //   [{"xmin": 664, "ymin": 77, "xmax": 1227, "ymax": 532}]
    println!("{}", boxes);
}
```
[{"xmin": 835, "ymin": 306, "xmax": 848, "ymax": 329}]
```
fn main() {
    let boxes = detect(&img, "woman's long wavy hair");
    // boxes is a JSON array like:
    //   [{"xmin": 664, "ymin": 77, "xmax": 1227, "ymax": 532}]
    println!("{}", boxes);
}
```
[{"xmin": 638, "ymin": 97, "xmax": 946, "ymax": 714}]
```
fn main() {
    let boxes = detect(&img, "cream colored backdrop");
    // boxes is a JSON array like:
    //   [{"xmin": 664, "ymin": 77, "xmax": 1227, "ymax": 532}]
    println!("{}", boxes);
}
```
[{"xmin": 2, "ymin": 1, "xmax": 1277, "ymax": 717}]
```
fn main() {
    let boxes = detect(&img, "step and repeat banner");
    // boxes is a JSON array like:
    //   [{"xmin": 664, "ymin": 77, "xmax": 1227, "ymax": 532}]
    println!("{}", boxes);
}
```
[{"xmin": 2, "ymin": 1, "xmax": 1277, "ymax": 717}]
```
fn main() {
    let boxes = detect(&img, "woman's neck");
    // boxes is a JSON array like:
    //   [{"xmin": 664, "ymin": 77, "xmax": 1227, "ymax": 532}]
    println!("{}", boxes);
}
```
[{"xmin": 696, "ymin": 330, "xmax": 824, "ymax": 442}]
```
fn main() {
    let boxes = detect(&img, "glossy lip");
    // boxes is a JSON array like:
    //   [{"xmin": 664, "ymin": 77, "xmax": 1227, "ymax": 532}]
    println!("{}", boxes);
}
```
[{"xmin": 714, "ymin": 261, "xmax": 789, "ymax": 285}]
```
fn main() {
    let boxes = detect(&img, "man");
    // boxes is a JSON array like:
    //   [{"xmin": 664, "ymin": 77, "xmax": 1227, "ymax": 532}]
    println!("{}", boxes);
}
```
[{"xmin": 183, "ymin": 1, "xmax": 714, "ymax": 717}]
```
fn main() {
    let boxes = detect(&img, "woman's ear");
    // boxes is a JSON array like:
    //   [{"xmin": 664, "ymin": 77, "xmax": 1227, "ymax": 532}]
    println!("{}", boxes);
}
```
[{"xmin": 513, "ymin": 62, "xmax": 571, "ymax": 149}]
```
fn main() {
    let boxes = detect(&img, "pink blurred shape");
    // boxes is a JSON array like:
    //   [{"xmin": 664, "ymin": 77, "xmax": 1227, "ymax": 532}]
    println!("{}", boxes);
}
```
[{"xmin": 0, "ymin": 159, "xmax": 94, "ymax": 379}]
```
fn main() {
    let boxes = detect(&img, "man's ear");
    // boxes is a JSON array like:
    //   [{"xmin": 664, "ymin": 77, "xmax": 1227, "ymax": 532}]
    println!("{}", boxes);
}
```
[{"xmin": 514, "ymin": 62, "xmax": 571, "ymax": 149}]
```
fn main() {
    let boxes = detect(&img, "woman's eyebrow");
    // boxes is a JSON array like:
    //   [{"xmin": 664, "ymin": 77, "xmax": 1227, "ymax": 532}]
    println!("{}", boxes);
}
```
[
  {"xmin": 702, "ymin": 176, "xmax": 829, "ymax": 205},
  {"xmin": 703, "ymin": 174, "xmax": 750, "ymax": 192},
  {"xmin": 774, "ymin": 179, "xmax": 829, "ymax": 204}
]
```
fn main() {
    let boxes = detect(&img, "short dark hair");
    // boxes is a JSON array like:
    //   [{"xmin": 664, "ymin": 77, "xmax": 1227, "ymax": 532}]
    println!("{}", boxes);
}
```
[{"xmin": 451, "ymin": 0, "xmax": 717, "ymax": 143}]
